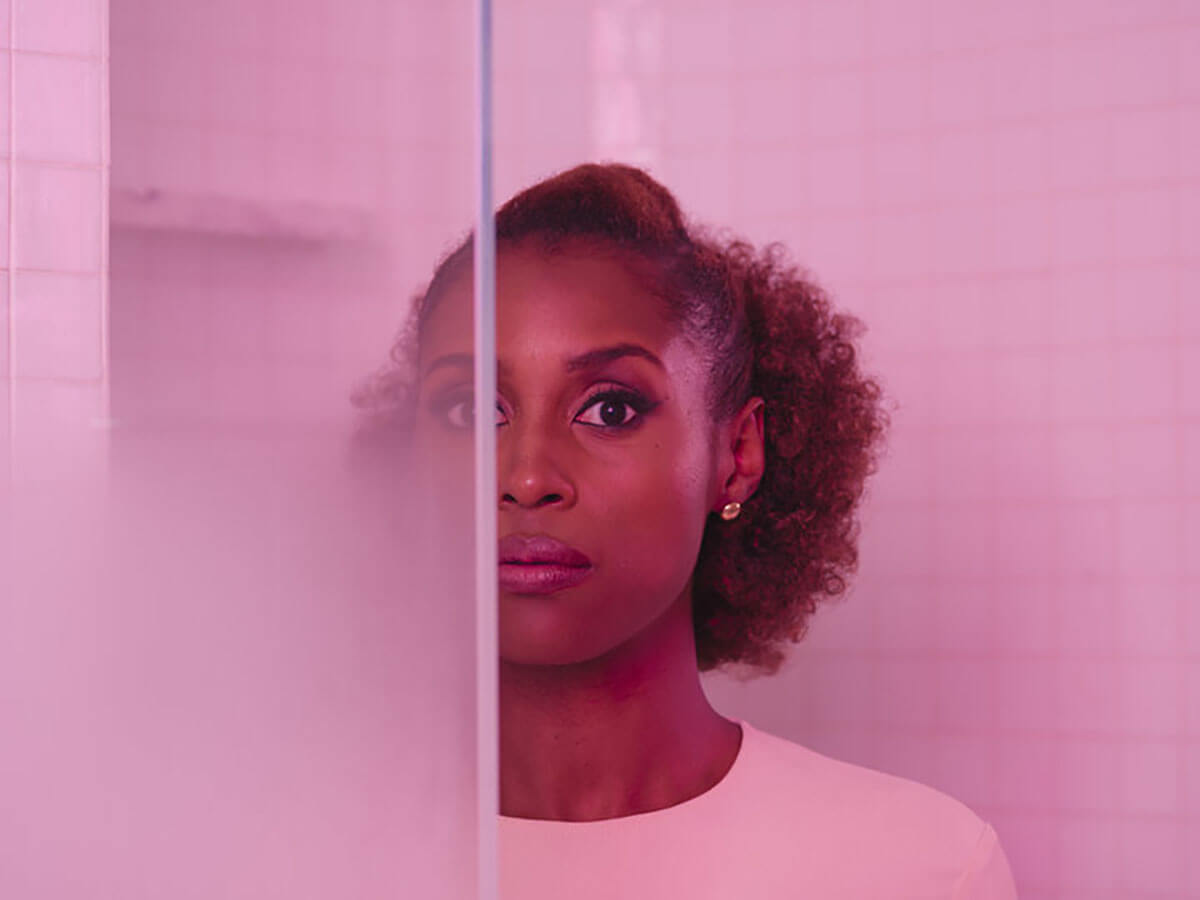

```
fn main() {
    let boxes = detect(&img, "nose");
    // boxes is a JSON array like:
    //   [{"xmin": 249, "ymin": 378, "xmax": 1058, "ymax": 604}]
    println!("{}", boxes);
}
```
[{"xmin": 498, "ymin": 423, "xmax": 576, "ymax": 511}]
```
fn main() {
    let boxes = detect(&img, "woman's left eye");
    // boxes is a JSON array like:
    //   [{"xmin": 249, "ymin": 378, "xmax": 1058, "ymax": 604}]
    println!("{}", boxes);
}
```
[{"xmin": 575, "ymin": 390, "xmax": 649, "ymax": 429}]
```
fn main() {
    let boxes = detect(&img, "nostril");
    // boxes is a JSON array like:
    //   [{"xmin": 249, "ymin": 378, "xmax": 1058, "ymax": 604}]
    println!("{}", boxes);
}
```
[{"xmin": 501, "ymin": 492, "xmax": 564, "ymax": 508}]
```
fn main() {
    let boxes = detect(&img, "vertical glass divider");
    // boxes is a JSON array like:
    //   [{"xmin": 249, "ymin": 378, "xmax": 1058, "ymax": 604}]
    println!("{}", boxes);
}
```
[{"xmin": 473, "ymin": 0, "xmax": 498, "ymax": 897}]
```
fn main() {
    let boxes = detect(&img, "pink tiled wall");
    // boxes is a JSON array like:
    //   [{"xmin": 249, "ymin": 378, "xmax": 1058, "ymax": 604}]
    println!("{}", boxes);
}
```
[
  {"xmin": 490, "ymin": 1, "xmax": 1196, "ymax": 897},
  {"xmin": 1, "ymin": 0, "xmax": 108, "ymax": 485},
  {"xmin": 5, "ymin": 1, "xmax": 1196, "ymax": 897}
]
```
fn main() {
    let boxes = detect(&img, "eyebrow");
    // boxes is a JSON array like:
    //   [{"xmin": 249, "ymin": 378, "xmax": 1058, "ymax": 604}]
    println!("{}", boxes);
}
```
[{"xmin": 422, "ymin": 343, "xmax": 665, "ymax": 378}]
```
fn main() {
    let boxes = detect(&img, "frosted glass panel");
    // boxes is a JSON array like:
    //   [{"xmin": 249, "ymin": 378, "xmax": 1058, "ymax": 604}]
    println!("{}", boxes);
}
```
[{"xmin": 1, "ymin": 2, "xmax": 480, "ymax": 898}]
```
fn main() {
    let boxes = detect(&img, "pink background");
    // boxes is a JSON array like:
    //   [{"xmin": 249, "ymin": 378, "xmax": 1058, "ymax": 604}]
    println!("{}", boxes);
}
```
[{"xmin": 3, "ymin": 1, "xmax": 1198, "ymax": 898}]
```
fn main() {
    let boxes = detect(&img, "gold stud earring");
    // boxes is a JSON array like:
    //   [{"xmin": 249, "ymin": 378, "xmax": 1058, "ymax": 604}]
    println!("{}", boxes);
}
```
[{"xmin": 721, "ymin": 501, "xmax": 742, "ymax": 521}]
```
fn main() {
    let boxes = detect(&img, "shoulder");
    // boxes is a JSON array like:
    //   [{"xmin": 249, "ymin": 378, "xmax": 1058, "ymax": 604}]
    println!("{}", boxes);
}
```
[
  {"xmin": 741, "ymin": 722, "xmax": 984, "ymax": 835},
  {"xmin": 734, "ymin": 721, "xmax": 1018, "ymax": 897}
]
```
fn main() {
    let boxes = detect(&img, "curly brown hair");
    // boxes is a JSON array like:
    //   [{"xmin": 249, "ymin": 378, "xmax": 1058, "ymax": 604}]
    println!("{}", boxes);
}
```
[{"xmin": 353, "ymin": 162, "xmax": 887, "ymax": 677}]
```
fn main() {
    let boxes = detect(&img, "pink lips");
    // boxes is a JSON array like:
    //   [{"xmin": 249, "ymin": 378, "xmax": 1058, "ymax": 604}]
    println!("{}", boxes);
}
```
[{"xmin": 498, "ymin": 534, "xmax": 593, "ymax": 595}]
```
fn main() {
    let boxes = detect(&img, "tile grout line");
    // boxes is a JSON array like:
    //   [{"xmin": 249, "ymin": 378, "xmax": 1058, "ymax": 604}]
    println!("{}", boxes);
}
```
[
  {"xmin": 6, "ymin": 0, "xmax": 15, "ymax": 480},
  {"xmin": 100, "ymin": 0, "xmax": 110, "ymax": 425}
]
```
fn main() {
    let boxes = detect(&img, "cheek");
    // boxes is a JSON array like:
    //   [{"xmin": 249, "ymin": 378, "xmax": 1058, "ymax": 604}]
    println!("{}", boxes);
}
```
[{"xmin": 594, "ymin": 440, "xmax": 711, "ymax": 575}]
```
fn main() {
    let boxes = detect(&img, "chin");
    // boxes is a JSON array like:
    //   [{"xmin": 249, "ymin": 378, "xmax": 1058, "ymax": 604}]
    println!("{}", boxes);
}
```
[
  {"xmin": 498, "ymin": 629, "xmax": 613, "ymax": 668},
  {"xmin": 497, "ymin": 572, "xmax": 687, "ymax": 668},
  {"xmin": 498, "ymin": 616, "xmax": 624, "ymax": 668}
]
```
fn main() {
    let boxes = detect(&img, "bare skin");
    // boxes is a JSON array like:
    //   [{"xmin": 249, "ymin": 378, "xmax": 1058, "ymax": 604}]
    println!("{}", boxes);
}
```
[{"xmin": 413, "ymin": 242, "xmax": 765, "ymax": 821}]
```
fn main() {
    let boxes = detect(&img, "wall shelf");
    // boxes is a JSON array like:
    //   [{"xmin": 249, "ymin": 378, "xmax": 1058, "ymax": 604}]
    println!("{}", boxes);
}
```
[{"xmin": 109, "ymin": 187, "xmax": 375, "ymax": 244}]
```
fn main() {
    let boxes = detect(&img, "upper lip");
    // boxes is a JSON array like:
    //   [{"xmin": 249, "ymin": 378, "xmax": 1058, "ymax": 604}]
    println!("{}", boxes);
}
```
[{"xmin": 498, "ymin": 534, "xmax": 592, "ymax": 567}]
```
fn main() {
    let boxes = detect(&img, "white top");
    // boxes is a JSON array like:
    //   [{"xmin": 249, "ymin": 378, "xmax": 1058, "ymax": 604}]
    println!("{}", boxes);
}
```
[{"xmin": 499, "ymin": 719, "xmax": 1018, "ymax": 899}]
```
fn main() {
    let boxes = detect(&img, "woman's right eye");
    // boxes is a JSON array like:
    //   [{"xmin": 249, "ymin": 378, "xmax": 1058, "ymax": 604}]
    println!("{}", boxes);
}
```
[
  {"xmin": 436, "ymin": 395, "xmax": 504, "ymax": 429},
  {"xmin": 444, "ymin": 399, "xmax": 470, "ymax": 429}
]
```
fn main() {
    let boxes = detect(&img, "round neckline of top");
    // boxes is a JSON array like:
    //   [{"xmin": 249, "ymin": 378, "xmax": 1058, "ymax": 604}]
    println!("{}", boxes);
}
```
[{"xmin": 498, "ymin": 718, "xmax": 751, "ymax": 826}]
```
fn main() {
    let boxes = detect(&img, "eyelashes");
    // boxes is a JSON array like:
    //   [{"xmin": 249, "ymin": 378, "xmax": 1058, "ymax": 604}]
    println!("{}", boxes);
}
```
[
  {"xmin": 574, "ymin": 388, "xmax": 655, "ymax": 430},
  {"xmin": 430, "ymin": 387, "xmax": 657, "ymax": 432}
]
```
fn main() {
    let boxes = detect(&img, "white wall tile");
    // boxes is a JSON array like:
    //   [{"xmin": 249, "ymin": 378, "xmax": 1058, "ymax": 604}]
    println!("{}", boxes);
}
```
[
  {"xmin": 991, "ymin": 736, "xmax": 1056, "ymax": 809},
  {"xmin": 0, "ymin": 2, "xmax": 11, "ymax": 50},
  {"xmin": 867, "ymin": 63, "xmax": 927, "ymax": 134},
  {"xmin": 995, "ymin": 198, "xmax": 1053, "ymax": 271},
  {"xmin": 994, "ymin": 351, "xmax": 1052, "ymax": 422},
  {"xmin": 661, "ymin": 6, "xmax": 731, "ymax": 75},
  {"xmin": 1111, "ymin": 108, "xmax": 1176, "ymax": 183},
  {"xmin": 662, "ymin": 75, "xmax": 732, "ymax": 149},
  {"xmin": 929, "ymin": 131, "xmax": 993, "ymax": 202},
  {"xmin": 0, "ymin": 276, "xmax": 9, "ymax": 378},
  {"xmin": 988, "ymin": 123, "xmax": 1046, "ymax": 196},
  {"xmin": 1113, "ymin": 423, "xmax": 1178, "ymax": 497},
  {"xmin": 1116, "ymin": 819, "xmax": 1185, "ymax": 894},
  {"xmin": 1049, "ymin": 269, "xmax": 1114, "ymax": 345},
  {"xmin": 864, "ymin": 0, "xmax": 929, "ymax": 60},
  {"xmin": 1180, "ymin": 185, "xmax": 1200, "ymax": 260},
  {"xmin": 1050, "ymin": 37, "xmax": 1117, "ymax": 114},
  {"xmin": 991, "ymin": 46, "xmax": 1054, "ymax": 120},
  {"xmin": 801, "ymin": 142, "xmax": 865, "ymax": 211},
  {"xmin": 1051, "ymin": 192, "xmax": 1113, "ymax": 267},
  {"xmin": 13, "ymin": 164, "xmax": 102, "ymax": 272},
  {"xmin": 868, "ymin": 209, "xmax": 930, "ymax": 278},
  {"xmin": 875, "ymin": 659, "xmax": 939, "ymax": 727},
  {"xmin": 0, "ymin": 164, "xmax": 9, "ymax": 270},
  {"xmin": 728, "ymin": 1, "xmax": 807, "ymax": 73},
  {"xmin": 1182, "ymin": 341, "xmax": 1200, "ymax": 416},
  {"xmin": 871, "ymin": 579, "xmax": 938, "ymax": 650},
  {"xmin": 1182, "ymin": 425, "xmax": 1200, "ymax": 496},
  {"xmin": 927, "ymin": 56, "xmax": 992, "ymax": 129},
  {"xmin": 14, "ymin": 54, "xmax": 102, "ymax": 164},
  {"xmin": 927, "ymin": 0, "xmax": 995, "ymax": 54},
  {"xmin": 1112, "ymin": 345, "xmax": 1173, "ymax": 418},
  {"xmin": 1056, "ymin": 508, "xmax": 1115, "ymax": 581},
  {"xmin": 868, "ymin": 134, "xmax": 928, "ymax": 206},
  {"xmin": 733, "ymin": 74, "xmax": 804, "ymax": 147},
  {"xmin": 10, "ymin": 271, "xmax": 102, "ymax": 379},
  {"xmin": 1116, "ymin": 500, "xmax": 1180, "ymax": 577},
  {"xmin": 1113, "ymin": 579, "xmax": 1182, "ymax": 655},
  {"xmin": 1180, "ymin": 25, "xmax": 1200, "ymax": 101},
  {"xmin": 1111, "ymin": 265, "xmax": 1176, "ymax": 340},
  {"xmin": 1053, "ymin": 425, "xmax": 1115, "ymax": 499},
  {"xmin": 803, "ymin": 0, "xmax": 868, "ymax": 67},
  {"xmin": 935, "ymin": 580, "xmax": 998, "ymax": 648},
  {"xmin": 1049, "ymin": 117, "xmax": 1112, "ymax": 191},
  {"xmin": 1109, "ymin": 32, "xmax": 1175, "ymax": 108},
  {"xmin": 936, "ymin": 659, "xmax": 997, "ymax": 729},
  {"xmin": 1112, "ymin": 187, "xmax": 1174, "ymax": 264},
  {"xmin": 1059, "ymin": 816, "xmax": 1117, "ymax": 891},
  {"xmin": 0, "ymin": 51, "xmax": 10, "ymax": 153},
  {"xmin": 13, "ymin": 0, "xmax": 103, "ymax": 57},
  {"xmin": 803, "ymin": 71, "xmax": 867, "ymax": 140},
  {"xmin": 993, "ymin": 425, "xmax": 1054, "ymax": 497}
]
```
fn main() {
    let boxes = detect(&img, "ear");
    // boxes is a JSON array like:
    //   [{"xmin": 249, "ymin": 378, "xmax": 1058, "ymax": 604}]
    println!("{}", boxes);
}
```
[{"xmin": 713, "ymin": 396, "xmax": 765, "ymax": 511}]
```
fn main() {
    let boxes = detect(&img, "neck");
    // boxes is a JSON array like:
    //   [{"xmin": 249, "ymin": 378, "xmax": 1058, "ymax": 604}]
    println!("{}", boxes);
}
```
[{"xmin": 498, "ymin": 588, "xmax": 741, "ymax": 821}]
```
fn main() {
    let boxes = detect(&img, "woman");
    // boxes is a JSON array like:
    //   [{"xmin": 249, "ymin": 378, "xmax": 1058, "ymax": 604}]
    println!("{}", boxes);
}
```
[{"xmin": 356, "ymin": 163, "xmax": 1018, "ymax": 898}]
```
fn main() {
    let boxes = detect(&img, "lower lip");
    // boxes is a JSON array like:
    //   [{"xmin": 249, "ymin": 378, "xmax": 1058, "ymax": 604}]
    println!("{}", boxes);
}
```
[{"xmin": 498, "ymin": 563, "xmax": 593, "ymax": 595}]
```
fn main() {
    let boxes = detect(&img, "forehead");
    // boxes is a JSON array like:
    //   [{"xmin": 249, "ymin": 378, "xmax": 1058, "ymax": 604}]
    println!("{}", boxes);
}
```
[{"xmin": 418, "ymin": 245, "xmax": 680, "ymax": 363}]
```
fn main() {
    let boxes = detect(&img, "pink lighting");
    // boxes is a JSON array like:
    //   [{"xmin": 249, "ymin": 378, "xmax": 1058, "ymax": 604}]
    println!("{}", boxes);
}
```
[{"xmin": 2, "ymin": 0, "xmax": 1196, "ymax": 897}]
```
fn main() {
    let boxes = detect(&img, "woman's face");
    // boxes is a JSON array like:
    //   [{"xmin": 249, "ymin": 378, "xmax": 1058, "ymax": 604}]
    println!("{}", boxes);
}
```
[{"xmin": 414, "ymin": 244, "xmax": 725, "ymax": 666}]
